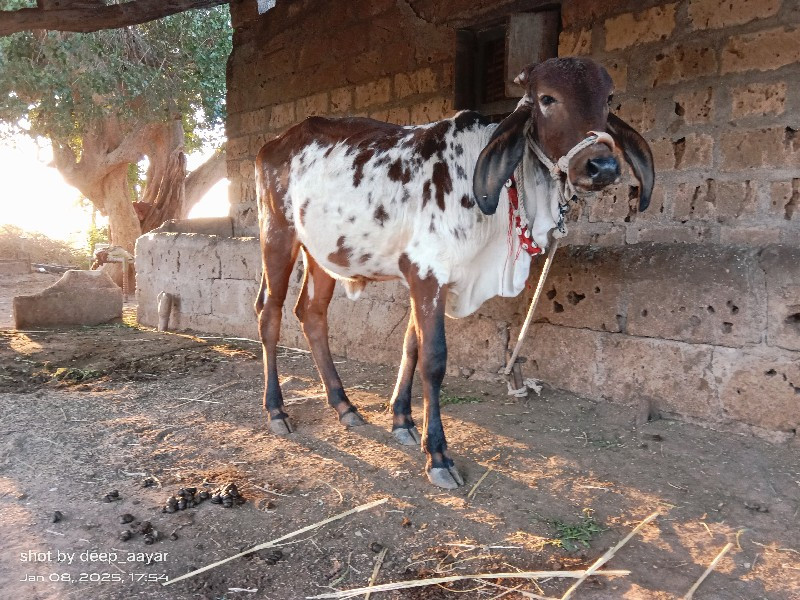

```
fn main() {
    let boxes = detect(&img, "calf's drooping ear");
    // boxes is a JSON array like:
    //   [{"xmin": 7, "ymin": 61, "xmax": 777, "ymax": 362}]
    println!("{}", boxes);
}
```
[
  {"xmin": 473, "ymin": 104, "xmax": 532, "ymax": 215},
  {"xmin": 606, "ymin": 113, "xmax": 655, "ymax": 211}
]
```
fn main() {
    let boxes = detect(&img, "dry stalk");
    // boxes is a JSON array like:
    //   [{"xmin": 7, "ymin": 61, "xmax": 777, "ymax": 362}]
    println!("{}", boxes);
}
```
[
  {"xmin": 467, "ymin": 466, "xmax": 493, "ymax": 500},
  {"xmin": 682, "ymin": 542, "xmax": 733, "ymax": 600},
  {"xmin": 305, "ymin": 569, "xmax": 631, "ymax": 599},
  {"xmin": 162, "ymin": 497, "xmax": 388, "ymax": 587},
  {"xmin": 364, "ymin": 547, "xmax": 388, "ymax": 600},
  {"xmin": 560, "ymin": 511, "xmax": 659, "ymax": 600}
]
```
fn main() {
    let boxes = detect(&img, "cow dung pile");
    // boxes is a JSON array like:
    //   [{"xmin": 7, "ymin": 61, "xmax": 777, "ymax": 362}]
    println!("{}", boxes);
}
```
[
  {"xmin": 162, "ymin": 482, "xmax": 245, "ymax": 513},
  {"xmin": 119, "ymin": 518, "xmax": 160, "ymax": 545}
]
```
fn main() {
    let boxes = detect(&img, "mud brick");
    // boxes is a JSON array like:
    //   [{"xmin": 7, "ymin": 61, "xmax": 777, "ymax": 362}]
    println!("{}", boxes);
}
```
[
  {"xmin": 605, "ymin": 4, "xmax": 677, "ymax": 51},
  {"xmin": 722, "ymin": 27, "xmax": 800, "ymax": 73},
  {"xmin": 731, "ymin": 82, "xmax": 786, "ymax": 118},
  {"xmin": 688, "ymin": 0, "xmax": 780, "ymax": 29},
  {"xmin": 354, "ymin": 78, "xmax": 392, "ymax": 109}
]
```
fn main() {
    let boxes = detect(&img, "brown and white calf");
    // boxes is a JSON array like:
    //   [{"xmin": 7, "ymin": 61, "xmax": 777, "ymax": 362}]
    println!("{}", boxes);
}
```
[{"xmin": 254, "ymin": 57, "xmax": 654, "ymax": 489}]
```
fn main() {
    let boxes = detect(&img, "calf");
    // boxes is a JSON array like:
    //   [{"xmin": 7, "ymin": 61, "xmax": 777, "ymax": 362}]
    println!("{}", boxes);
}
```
[{"xmin": 254, "ymin": 57, "xmax": 654, "ymax": 489}]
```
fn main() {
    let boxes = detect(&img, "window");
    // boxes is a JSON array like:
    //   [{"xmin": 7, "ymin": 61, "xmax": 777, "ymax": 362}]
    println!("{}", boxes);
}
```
[{"xmin": 455, "ymin": 9, "xmax": 560, "ymax": 117}]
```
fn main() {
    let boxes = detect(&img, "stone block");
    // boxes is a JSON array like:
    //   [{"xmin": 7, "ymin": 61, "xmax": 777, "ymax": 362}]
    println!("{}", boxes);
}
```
[
  {"xmin": 330, "ymin": 86, "xmax": 354, "ymax": 114},
  {"xmin": 624, "ymin": 245, "xmax": 766, "ymax": 347},
  {"xmin": 295, "ymin": 92, "xmax": 329, "ymax": 120},
  {"xmin": 589, "ymin": 183, "xmax": 636, "ymax": 223},
  {"xmin": 529, "ymin": 246, "xmax": 629, "ymax": 334},
  {"xmin": 0, "ymin": 260, "xmax": 30, "ymax": 275},
  {"xmin": 354, "ymin": 78, "xmax": 392, "ymax": 109},
  {"xmin": 627, "ymin": 223, "xmax": 718, "ymax": 244},
  {"xmin": 558, "ymin": 28, "xmax": 592, "ymax": 56},
  {"xmin": 153, "ymin": 217, "xmax": 234, "ymax": 237},
  {"xmin": 719, "ymin": 127, "xmax": 790, "ymax": 171},
  {"xmin": 268, "ymin": 101, "xmax": 296, "ymax": 130},
  {"xmin": 614, "ymin": 97, "xmax": 656, "ymax": 132},
  {"xmin": 13, "ymin": 270, "xmax": 122, "ymax": 329},
  {"xmin": 677, "ymin": 133, "xmax": 714, "ymax": 169},
  {"xmin": 688, "ymin": 0, "xmax": 780, "ymax": 29},
  {"xmin": 393, "ymin": 68, "xmax": 438, "ymax": 99},
  {"xmin": 731, "ymin": 82, "xmax": 787, "ymax": 118},
  {"xmin": 648, "ymin": 42, "xmax": 717, "ymax": 87},
  {"xmin": 769, "ymin": 180, "xmax": 799, "ymax": 221},
  {"xmin": 518, "ymin": 322, "xmax": 602, "ymax": 399},
  {"xmin": 562, "ymin": 0, "xmax": 621, "ymax": 27},
  {"xmin": 720, "ymin": 226, "xmax": 782, "ymax": 246},
  {"xmin": 561, "ymin": 223, "xmax": 627, "ymax": 247},
  {"xmin": 674, "ymin": 87, "xmax": 714, "ymax": 124},
  {"xmin": 409, "ymin": 97, "xmax": 452, "ymax": 124},
  {"xmin": 713, "ymin": 346, "xmax": 800, "ymax": 432},
  {"xmin": 446, "ymin": 315, "xmax": 508, "ymax": 374},
  {"xmin": 604, "ymin": 4, "xmax": 677, "ymax": 51},
  {"xmin": 386, "ymin": 106, "xmax": 411, "ymax": 124},
  {"xmin": 721, "ymin": 27, "xmax": 800, "ymax": 74},
  {"xmin": 211, "ymin": 278, "xmax": 260, "ymax": 323},
  {"xmin": 217, "ymin": 237, "xmax": 262, "ymax": 281},
  {"xmin": 673, "ymin": 179, "xmax": 756, "ymax": 222},
  {"xmin": 597, "ymin": 334, "xmax": 717, "ymax": 419},
  {"xmin": 602, "ymin": 58, "xmax": 627, "ymax": 92},
  {"xmin": 760, "ymin": 245, "xmax": 800, "ymax": 352}
]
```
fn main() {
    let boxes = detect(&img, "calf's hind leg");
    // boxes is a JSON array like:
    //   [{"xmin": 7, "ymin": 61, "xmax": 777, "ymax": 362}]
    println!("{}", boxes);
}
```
[
  {"xmin": 294, "ymin": 250, "xmax": 365, "ymax": 427},
  {"xmin": 257, "ymin": 228, "xmax": 299, "ymax": 435},
  {"xmin": 389, "ymin": 314, "xmax": 422, "ymax": 445}
]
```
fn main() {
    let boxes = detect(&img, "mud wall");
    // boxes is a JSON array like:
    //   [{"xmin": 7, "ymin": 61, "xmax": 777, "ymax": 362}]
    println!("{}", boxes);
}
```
[{"xmin": 137, "ymin": 0, "xmax": 800, "ymax": 437}]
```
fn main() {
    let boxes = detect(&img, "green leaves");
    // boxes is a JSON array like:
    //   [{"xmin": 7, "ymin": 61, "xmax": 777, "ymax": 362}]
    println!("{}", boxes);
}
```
[{"xmin": 0, "ymin": 6, "xmax": 231, "ymax": 153}]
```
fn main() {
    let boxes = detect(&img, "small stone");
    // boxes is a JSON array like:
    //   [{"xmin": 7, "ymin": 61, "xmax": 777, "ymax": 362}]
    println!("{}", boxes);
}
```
[
  {"xmin": 120, "ymin": 514, "xmax": 135, "ymax": 524},
  {"xmin": 143, "ymin": 534, "xmax": 155, "ymax": 545},
  {"xmin": 141, "ymin": 477, "xmax": 155, "ymax": 488},
  {"xmin": 139, "ymin": 521, "xmax": 153, "ymax": 534},
  {"xmin": 210, "ymin": 494, "xmax": 222, "ymax": 504},
  {"xmin": 169, "ymin": 532, "xmax": 179, "ymax": 541},
  {"xmin": 185, "ymin": 487, "xmax": 197, "ymax": 495},
  {"xmin": 120, "ymin": 530, "xmax": 132, "ymax": 542},
  {"xmin": 370, "ymin": 542, "xmax": 384, "ymax": 553},
  {"xmin": 198, "ymin": 491, "xmax": 210, "ymax": 501},
  {"xmin": 52, "ymin": 511, "xmax": 64, "ymax": 523},
  {"xmin": 401, "ymin": 517, "xmax": 412, "ymax": 528},
  {"xmin": 177, "ymin": 498, "xmax": 187, "ymax": 510},
  {"xmin": 107, "ymin": 490, "xmax": 119, "ymax": 498}
]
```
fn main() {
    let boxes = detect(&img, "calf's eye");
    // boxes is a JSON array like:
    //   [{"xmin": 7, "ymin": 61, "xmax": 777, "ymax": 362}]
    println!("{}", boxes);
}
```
[{"xmin": 539, "ymin": 95, "xmax": 556, "ymax": 107}]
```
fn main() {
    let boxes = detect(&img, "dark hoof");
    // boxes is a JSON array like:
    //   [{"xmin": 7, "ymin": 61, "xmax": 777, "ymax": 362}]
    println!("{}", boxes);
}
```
[
  {"xmin": 269, "ymin": 417, "xmax": 294, "ymax": 435},
  {"xmin": 339, "ymin": 410, "xmax": 366, "ymax": 427},
  {"xmin": 427, "ymin": 466, "xmax": 464, "ymax": 489},
  {"xmin": 392, "ymin": 426, "xmax": 421, "ymax": 446}
]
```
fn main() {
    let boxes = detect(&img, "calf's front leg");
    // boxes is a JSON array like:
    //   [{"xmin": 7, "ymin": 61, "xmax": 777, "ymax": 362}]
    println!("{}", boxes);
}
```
[
  {"xmin": 401, "ymin": 258, "xmax": 464, "ymax": 489},
  {"xmin": 389, "ymin": 314, "xmax": 422, "ymax": 445}
]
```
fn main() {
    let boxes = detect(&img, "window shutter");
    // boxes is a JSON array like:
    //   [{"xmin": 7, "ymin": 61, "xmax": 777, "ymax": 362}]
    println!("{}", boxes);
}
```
[{"xmin": 505, "ymin": 9, "xmax": 560, "ymax": 97}]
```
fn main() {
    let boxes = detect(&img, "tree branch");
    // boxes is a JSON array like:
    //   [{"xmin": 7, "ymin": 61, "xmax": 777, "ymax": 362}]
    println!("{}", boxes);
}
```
[{"xmin": 0, "ymin": 0, "xmax": 230, "ymax": 37}]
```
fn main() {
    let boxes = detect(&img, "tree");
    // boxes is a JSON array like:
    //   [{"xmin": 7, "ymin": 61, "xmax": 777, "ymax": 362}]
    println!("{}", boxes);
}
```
[{"xmin": 0, "ymin": 2, "xmax": 231, "ymax": 281}]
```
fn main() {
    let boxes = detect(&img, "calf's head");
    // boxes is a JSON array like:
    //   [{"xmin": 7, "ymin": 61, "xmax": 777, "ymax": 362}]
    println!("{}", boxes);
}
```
[{"xmin": 474, "ymin": 57, "xmax": 654, "ymax": 215}]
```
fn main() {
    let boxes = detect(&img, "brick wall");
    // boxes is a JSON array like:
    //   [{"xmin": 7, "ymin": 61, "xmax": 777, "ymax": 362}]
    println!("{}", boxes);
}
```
[
  {"xmin": 559, "ymin": 0, "xmax": 800, "ymax": 247},
  {"xmin": 135, "ymin": 0, "xmax": 800, "ymax": 437}
]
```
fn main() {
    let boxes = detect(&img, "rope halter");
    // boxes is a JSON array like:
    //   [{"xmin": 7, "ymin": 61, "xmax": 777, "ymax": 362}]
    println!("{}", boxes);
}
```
[{"xmin": 528, "ymin": 130, "xmax": 616, "ymax": 182}]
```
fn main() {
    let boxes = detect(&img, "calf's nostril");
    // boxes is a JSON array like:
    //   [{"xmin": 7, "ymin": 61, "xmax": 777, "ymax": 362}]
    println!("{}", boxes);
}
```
[{"xmin": 586, "ymin": 157, "xmax": 620, "ymax": 182}]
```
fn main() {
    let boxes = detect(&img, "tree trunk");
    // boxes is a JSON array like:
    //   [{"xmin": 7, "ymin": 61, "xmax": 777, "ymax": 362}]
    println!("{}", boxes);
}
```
[
  {"xmin": 183, "ymin": 148, "xmax": 227, "ymax": 218},
  {"xmin": 137, "ymin": 118, "xmax": 187, "ymax": 232},
  {"xmin": 97, "ymin": 164, "xmax": 141, "ymax": 286}
]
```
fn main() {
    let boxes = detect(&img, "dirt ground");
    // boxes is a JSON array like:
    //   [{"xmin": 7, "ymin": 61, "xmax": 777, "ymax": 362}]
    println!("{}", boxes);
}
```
[{"xmin": 1, "ymin": 272, "xmax": 799, "ymax": 600}]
